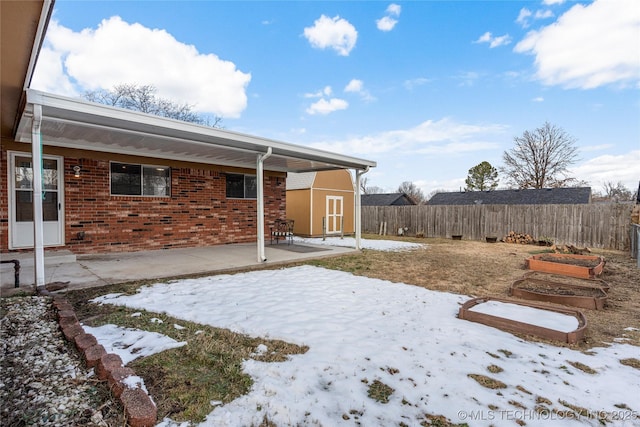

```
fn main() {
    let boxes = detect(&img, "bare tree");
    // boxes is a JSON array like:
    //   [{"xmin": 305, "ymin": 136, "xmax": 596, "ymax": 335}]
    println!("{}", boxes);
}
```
[
  {"xmin": 359, "ymin": 177, "xmax": 384, "ymax": 194},
  {"xmin": 84, "ymin": 83, "xmax": 223, "ymax": 127},
  {"xmin": 465, "ymin": 161, "xmax": 499, "ymax": 191},
  {"xmin": 501, "ymin": 122, "xmax": 578, "ymax": 189},
  {"xmin": 602, "ymin": 181, "xmax": 634, "ymax": 202},
  {"xmin": 397, "ymin": 181, "xmax": 426, "ymax": 204}
]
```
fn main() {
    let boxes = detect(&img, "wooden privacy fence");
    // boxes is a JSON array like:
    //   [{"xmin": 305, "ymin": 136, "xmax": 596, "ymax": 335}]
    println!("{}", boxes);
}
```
[{"xmin": 362, "ymin": 204, "xmax": 634, "ymax": 251}]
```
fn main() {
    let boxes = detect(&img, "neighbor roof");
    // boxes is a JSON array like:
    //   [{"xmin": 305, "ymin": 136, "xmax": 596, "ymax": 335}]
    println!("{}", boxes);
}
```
[
  {"xmin": 428, "ymin": 187, "xmax": 592, "ymax": 205},
  {"xmin": 361, "ymin": 193, "xmax": 416, "ymax": 206}
]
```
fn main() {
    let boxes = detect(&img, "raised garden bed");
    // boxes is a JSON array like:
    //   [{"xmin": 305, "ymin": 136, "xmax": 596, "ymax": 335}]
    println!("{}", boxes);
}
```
[
  {"xmin": 526, "ymin": 253, "xmax": 605, "ymax": 279},
  {"xmin": 458, "ymin": 297, "xmax": 587, "ymax": 344},
  {"xmin": 510, "ymin": 273, "xmax": 608, "ymax": 310}
]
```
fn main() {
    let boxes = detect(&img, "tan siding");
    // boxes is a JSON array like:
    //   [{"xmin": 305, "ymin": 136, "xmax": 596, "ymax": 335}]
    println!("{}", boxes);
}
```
[
  {"xmin": 313, "ymin": 170, "xmax": 354, "ymax": 191},
  {"xmin": 286, "ymin": 189, "xmax": 311, "ymax": 235}
]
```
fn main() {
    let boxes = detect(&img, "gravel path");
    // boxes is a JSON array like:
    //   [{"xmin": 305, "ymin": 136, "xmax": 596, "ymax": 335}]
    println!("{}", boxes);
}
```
[{"xmin": 1, "ymin": 296, "xmax": 122, "ymax": 426}]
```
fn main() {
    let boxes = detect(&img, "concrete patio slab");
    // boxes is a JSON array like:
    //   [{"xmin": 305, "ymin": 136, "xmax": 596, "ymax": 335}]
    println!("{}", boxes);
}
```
[{"xmin": 1, "ymin": 243, "xmax": 357, "ymax": 296}]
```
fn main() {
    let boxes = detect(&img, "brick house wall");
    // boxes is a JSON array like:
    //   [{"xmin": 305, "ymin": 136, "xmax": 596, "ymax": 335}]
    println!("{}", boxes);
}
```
[
  {"xmin": 0, "ymin": 147, "xmax": 8, "ymax": 249},
  {"xmin": 1, "ymin": 146, "xmax": 286, "ymax": 254}
]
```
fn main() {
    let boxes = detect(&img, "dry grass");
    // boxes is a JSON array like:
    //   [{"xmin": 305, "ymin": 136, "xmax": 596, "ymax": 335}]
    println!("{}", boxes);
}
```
[
  {"xmin": 620, "ymin": 358, "xmax": 640, "ymax": 369},
  {"xmin": 64, "ymin": 288, "xmax": 307, "ymax": 423},
  {"xmin": 366, "ymin": 379, "xmax": 395, "ymax": 404},
  {"xmin": 487, "ymin": 364, "xmax": 504, "ymax": 373},
  {"xmin": 567, "ymin": 360, "xmax": 597, "ymax": 374},
  {"xmin": 312, "ymin": 236, "xmax": 640, "ymax": 349},
  {"xmin": 467, "ymin": 374, "xmax": 507, "ymax": 389}
]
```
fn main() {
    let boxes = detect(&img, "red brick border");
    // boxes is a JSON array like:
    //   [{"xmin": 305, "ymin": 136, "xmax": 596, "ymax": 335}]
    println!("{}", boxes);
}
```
[{"xmin": 52, "ymin": 295, "xmax": 157, "ymax": 426}]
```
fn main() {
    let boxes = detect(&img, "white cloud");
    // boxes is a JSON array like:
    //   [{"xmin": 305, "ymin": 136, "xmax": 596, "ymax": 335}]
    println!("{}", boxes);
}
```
[
  {"xmin": 309, "ymin": 117, "xmax": 507, "ymax": 156},
  {"xmin": 377, "ymin": 3, "xmax": 401, "ymax": 31},
  {"xmin": 32, "ymin": 43, "xmax": 77, "ymax": 97},
  {"xmin": 514, "ymin": 0, "xmax": 640, "ymax": 89},
  {"xmin": 376, "ymin": 16, "xmax": 398, "ymax": 32},
  {"xmin": 344, "ymin": 79, "xmax": 363, "ymax": 93},
  {"xmin": 535, "ymin": 10, "xmax": 554, "ymax": 19},
  {"xmin": 475, "ymin": 31, "xmax": 492, "ymax": 43},
  {"xmin": 344, "ymin": 79, "xmax": 375, "ymax": 102},
  {"xmin": 305, "ymin": 86, "xmax": 333, "ymax": 98},
  {"xmin": 490, "ymin": 34, "xmax": 512, "ymax": 48},
  {"xmin": 306, "ymin": 98, "xmax": 349, "ymax": 115},
  {"xmin": 473, "ymin": 31, "xmax": 512, "ymax": 48},
  {"xmin": 532, "ymin": 96, "xmax": 544, "ymax": 102},
  {"xmin": 516, "ymin": 8, "xmax": 532, "ymax": 27},
  {"xmin": 31, "ymin": 17, "xmax": 251, "ymax": 118},
  {"xmin": 403, "ymin": 77, "xmax": 432, "ymax": 90},
  {"xmin": 543, "ymin": 0, "xmax": 565, "ymax": 5},
  {"xmin": 303, "ymin": 15, "xmax": 357, "ymax": 56},
  {"xmin": 386, "ymin": 4, "xmax": 402, "ymax": 16},
  {"xmin": 455, "ymin": 71, "xmax": 481, "ymax": 87},
  {"xmin": 517, "ymin": 7, "xmax": 555, "ymax": 28},
  {"xmin": 570, "ymin": 150, "xmax": 640, "ymax": 190},
  {"xmin": 414, "ymin": 141, "xmax": 500, "ymax": 155}
]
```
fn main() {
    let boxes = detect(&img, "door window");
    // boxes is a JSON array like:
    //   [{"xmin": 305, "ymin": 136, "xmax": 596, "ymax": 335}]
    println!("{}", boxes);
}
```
[{"xmin": 14, "ymin": 156, "xmax": 59, "ymax": 222}]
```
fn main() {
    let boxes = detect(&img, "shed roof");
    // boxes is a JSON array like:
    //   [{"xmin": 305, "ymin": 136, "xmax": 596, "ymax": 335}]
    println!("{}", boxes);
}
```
[
  {"xmin": 427, "ymin": 187, "xmax": 592, "ymax": 205},
  {"xmin": 286, "ymin": 172, "xmax": 317, "ymax": 190},
  {"xmin": 361, "ymin": 193, "xmax": 416, "ymax": 206}
]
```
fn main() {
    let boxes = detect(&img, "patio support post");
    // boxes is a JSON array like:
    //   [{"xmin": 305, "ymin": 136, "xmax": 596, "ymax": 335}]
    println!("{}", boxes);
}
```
[
  {"xmin": 256, "ymin": 147, "xmax": 273, "ymax": 262},
  {"xmin": 354, "ymin": 167, "xmax": 369, "ymax": 250},
  {"xmin": 31, "ymin": 103, "xmax": 46, "ymax": 287}
]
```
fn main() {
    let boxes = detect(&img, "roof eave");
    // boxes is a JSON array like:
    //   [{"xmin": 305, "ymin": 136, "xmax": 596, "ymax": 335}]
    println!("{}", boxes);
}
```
[{"xmin": 17, "ymin": 89, "xmax": 377, "ymax": 173}]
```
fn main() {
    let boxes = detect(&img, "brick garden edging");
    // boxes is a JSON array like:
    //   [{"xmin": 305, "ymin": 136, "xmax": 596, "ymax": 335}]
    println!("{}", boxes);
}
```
[{"xmin": 51, "ymin": 296, "xmax": 157, "ymax": 427}]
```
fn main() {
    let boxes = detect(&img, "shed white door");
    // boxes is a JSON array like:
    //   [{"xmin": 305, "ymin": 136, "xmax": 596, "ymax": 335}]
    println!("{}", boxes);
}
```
[
  {"xmin": 326, "ymin": 196, "xmax": 343, "ymax": 234},
  {"xmin": 9, "ymin": 152, "xmax": 65, "ymax": 249}
]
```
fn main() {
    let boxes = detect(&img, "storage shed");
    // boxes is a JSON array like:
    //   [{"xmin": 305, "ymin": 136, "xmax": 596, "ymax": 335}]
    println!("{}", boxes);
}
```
[{"xmin": 286, "ymin": 170, "xmax": 355, "ymax": 237}]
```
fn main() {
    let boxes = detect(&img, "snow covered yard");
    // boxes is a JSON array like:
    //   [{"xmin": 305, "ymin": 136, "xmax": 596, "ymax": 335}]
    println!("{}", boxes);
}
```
[
  {"xmin": 293, "ymin": 236, "xmax": 425, "ymax": 251},
  {"xmin": 91, "ymin": 265, "xmax": 640, "ymax": 427}
]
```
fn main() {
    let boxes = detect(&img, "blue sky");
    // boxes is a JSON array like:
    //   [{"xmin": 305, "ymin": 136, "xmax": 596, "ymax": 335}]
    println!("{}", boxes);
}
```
[{"xmin": 32, "ymin": 0, "xmax": 639, "ymax": 197}]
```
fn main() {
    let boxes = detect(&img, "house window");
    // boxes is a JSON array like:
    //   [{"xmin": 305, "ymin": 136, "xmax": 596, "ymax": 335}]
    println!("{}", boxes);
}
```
[
  {"xmin": 226, "ymin": 173, "xmax": 257, "ymax": 199},
  {"xmin": 110, "ymin": 162, "xmax": 170, "ymax": 196}
]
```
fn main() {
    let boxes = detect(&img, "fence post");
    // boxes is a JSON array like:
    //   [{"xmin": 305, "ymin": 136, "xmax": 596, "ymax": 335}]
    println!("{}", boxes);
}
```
[
  {"xmin": 637, "ymin": 226, "xmax": 640, "ymax": 269},
  {"xmin": 633, "ymin": 224, "xmax": 640, "ymax": 268},
  {"xmin": 322, "ymin": 217, "xmax": 326, "ymax": 241}
]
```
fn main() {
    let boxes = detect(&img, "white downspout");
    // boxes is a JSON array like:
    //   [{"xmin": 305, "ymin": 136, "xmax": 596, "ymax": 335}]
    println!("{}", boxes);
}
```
[
  {"xmin": 355, "ymin": 167, "xmax": 370, "ymax": 250},
  {"xmin": 31, "ymin": 104, "xmax": 45, "ymax": 288},
  {"xmin": 256, "ymin": 147, "xmax": 273, "ymax": 262}
]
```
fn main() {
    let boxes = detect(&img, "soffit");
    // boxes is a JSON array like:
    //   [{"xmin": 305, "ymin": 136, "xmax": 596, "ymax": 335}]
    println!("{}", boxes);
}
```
[
  {"xmin": 0, "ymin": 0, "xmax": 51, "ymax": 139},
  {"xmin": 16, "ymin": 90, "xmax": 377, "ymax": 173}
]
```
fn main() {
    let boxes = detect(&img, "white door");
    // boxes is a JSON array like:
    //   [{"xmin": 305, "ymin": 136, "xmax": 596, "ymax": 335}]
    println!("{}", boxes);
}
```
[
  {"xmin": 326, "ymin": 196, "xmax": 343, "ymax": 234},
  {"xmin": 9, "ymin": 152, "xmax": 65, "ymax": 249}
]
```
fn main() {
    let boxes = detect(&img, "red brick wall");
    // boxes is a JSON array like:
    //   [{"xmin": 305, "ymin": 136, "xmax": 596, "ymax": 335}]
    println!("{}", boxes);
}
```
[
  {"xmin": 0, "ymin": 148, "xmax": 9, "ymax": 251},
  {"xmin": 1, "ymin": 148, "xmax": 286, "ymax": 254}
]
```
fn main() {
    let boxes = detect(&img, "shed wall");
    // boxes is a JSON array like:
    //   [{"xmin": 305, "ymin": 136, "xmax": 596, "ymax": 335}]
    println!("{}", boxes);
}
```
[{"xmin": 286, "ymin": 189, "xmax": 311, "ymax": 235}]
